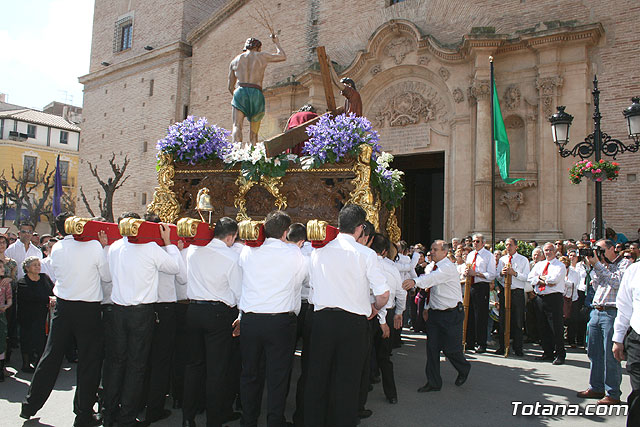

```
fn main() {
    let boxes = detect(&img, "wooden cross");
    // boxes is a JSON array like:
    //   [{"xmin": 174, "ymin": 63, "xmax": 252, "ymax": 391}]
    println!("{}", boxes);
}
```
[{"xmin": 264, "ymin": 46, "xmax": 342, "ymax": 158}]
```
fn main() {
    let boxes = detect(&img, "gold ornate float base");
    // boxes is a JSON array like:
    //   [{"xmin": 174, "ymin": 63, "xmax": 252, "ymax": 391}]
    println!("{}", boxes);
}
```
[{"xmin": 148, "ymin": 145, "xmax": 401, "ymax": 240}]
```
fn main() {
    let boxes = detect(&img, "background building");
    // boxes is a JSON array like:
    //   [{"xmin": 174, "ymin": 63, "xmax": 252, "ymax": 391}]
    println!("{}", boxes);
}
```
[
  {"xmin": 78, "ymin": 0, "xmax": 640, "ymax": 244},
  {"xmin": 0, "ymin": 99, "xmax": 79, "ymax": 234}
]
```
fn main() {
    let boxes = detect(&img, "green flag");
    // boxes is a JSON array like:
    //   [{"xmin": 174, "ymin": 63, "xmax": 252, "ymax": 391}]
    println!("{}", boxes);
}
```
[{"xmin": 493, "ymin": 80, "xmax": 523, "ymax": 184}]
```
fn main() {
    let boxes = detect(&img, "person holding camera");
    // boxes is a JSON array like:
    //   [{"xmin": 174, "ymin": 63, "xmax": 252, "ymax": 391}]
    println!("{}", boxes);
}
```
[{"xmin": 577, "ymin": 239, "xmax": 632, "ymax": 405}]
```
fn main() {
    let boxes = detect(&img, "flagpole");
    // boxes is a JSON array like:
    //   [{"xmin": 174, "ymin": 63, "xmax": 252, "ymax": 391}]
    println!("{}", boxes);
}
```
[{"xmin": 490, "ymin": 56, "xmax": 496, "ymax": 251}]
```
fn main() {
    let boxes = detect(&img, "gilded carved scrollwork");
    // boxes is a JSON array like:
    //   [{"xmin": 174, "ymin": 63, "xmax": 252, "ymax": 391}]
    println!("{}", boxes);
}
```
[
  {"xmin": 234, "ymin": 176, "xmax": 256, "ymax": 222},
  {"xmin": 349, "ymin": 144, "xmax": 379, "ymax": 230},
  {"xmin": 234, "ymin": 175, "xmax": 288, "ymax": 222},
  {"xmin": 148, "ymin": 153, "xmax": 181, "ymax": 223},
  {"xmin": 260, "ymin": 176, "xmax": 287, "ymax": 211},
  {"xmin": 386, "ymin": 207, "xmax": 401, "ymax": 243}
]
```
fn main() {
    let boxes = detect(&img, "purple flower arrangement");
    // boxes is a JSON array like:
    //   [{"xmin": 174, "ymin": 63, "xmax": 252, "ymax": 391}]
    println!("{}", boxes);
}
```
[
  {"xmin": 303, "ymin": 113, "xmax": 381, "ymax": 164},
  {"xmin": 156, "ymin": 116, "xmax": 231, "ymax": 165}
]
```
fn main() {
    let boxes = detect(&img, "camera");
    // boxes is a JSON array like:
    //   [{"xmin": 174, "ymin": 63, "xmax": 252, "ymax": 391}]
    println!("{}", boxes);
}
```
[{"xmin": 578, "ymin": 246, "xmax": 606, "ymax": 259}]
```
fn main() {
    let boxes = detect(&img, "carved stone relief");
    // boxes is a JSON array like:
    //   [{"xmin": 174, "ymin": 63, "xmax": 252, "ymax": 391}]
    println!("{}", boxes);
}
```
[
  {"xmin": 418, "ymin": 56, "xmax": 430, "ymax": 66},
  {"xmin": 500, "ymin": 191, "xmax": 524, "ymax": 221},
  {"xmin": 384, "ymin": 37, "xmax": 413, "ymax": 65},
  {"xmin": 504, "ymin": 115, "xmax": 524, "ymax": 129},
  {"xmin": 504, "ymin": 86, "xmax": 521, "ymax": 110},
  {"xmin": 371, "ymin": 64, "xmax": 382, "ymax": 75},
  {"xmin": 452, "ymin": 88, "xmax": 464, "ymax": 104},
  {"xmin": 468, "ymin": 79, "xmax": 491, "ymax": 101},
  {"xmin": 372, "ymin": 81, "xmax": 449, "ymax": 128},
  {"xmin": 536, "ymin": 76, "xmax": 563, "ymax": 116},
  {"xmin": 438, "ymin": 67, "xmax": 450, "ymax": 81}
]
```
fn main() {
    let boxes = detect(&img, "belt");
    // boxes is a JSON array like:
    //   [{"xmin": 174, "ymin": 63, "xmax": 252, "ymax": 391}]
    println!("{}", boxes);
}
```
[
  {"xmin": 239, "ymin": 82, "xmax": 262, "ymax": 91},
  {"xmin": 114, "ymin": 303, "xmax": 153, "ymax": 310},
  {"xmin": 242, "ymin": 311, "xmax": 295, "ymax": 316},
  {"xmin": 191, "ymin": 300, "xmax": 230, "ymax": 307},
  {"xmin": 177, "ymin": 299, "xmax": 190, "ymax": 305},
  {"xmin": 593, "ymin": 305, "xmax": 616, "ymax": 311},
  {"xmin": 432, "ymin": 302, "xmax": 463, "ymax": 313}
]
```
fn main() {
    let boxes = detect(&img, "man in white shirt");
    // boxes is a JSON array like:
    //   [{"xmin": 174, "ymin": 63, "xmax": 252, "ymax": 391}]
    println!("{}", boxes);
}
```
[
  {"xmin": 528, "ymin": 242, "xmax": 566, "ymax": 365},
  {"xmin": 371, "ymin": 233, "xmax": 406, "ymax": 404},
  {"xmin": 104, "ymin": 215, "xmax": 181, "ymax": 427},
  {"xmin": 238, "ymin": 211, "xmax": 306, "ymax": 427},
  {"xmin": 496, "ymin": 238, "xmax": 530, "ymax": 357},
  {"xmin": 286, "ymin": 223, "xmax": 313, "ymax": 427},
  {"xmin": 21, "ymin": 213, "xmax": 110, "ymax": 426},
  {"xmin": 402, "ymin": 240, "xmax": 471, "ymax": 392},
  {"xmin": 613, "ymin": 262, "xmax": 640, "ymax": 426},
  {"xmin": 6, "ymin": 221, "xmax": 43, "ymax": 281},
  {"xmin": 304, "ymin": 205, "xmax": 389, "ymax": 427},
  {"xmin": 464, "ymin": 233, "xmax": 496, "ymax": 353},
  {"xmin": 182, "ymin": 217, "xmax": 242, "ymax": 427},
  {"xmin": 138, "ymin": 213, "xmax": 188, "ymax": 425}
]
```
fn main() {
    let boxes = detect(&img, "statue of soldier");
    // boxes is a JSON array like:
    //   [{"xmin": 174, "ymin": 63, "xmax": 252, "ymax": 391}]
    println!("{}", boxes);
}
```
[{"xmin": 228, "ymin": 35, "xmax": 286, "ymax": 144}]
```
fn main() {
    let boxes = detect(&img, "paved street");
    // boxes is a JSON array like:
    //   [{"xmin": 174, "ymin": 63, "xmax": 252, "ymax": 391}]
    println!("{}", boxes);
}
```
[{"xmin": 0, "ymin": 330, "xmax": 630, "ymax": 426}]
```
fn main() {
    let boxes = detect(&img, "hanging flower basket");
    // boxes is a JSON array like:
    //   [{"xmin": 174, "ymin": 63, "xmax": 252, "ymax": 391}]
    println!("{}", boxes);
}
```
[{"xmin": 568, "ymin": 159, "xmax": 620, "ymax": 184}]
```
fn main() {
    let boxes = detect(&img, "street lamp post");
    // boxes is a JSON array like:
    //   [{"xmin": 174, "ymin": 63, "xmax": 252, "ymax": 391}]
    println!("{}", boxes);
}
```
[{"xmin": 548, "ymin": 76, "xmax": 640, "ymax": 240}]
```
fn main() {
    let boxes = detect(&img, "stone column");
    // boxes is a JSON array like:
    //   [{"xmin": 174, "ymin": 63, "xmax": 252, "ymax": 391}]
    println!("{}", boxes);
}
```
[{"xmin": 469, "ymin": 78, "xmax": 491, "ymax": 233}]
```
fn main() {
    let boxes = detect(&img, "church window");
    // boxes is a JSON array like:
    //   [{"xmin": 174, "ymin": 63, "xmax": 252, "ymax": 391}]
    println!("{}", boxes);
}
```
[{"xmin": 114, "ymin": 16, "xmax": 133, "ymax": 52}]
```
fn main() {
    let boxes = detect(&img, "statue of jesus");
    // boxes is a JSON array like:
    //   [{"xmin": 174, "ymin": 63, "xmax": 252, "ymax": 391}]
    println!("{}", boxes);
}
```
[{"xmin": 228, "ymin": 35, "xmax": 286, "ymax": 144}]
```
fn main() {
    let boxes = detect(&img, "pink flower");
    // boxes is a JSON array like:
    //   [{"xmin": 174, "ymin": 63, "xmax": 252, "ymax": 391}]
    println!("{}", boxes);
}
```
[
  {"xmin": 595, "ymin": 168, "xmax": 602, "ymax": 173},
  {"xmin": 595, "ymin": 178, "xmax": 603, "ymax": 182},
  {"xmin": 586, "ymin": 162, "xmax": 593, "ymax": 167}
]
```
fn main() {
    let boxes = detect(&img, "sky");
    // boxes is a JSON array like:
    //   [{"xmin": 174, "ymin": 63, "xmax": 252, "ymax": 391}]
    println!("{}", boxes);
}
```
[{"xmin": 0, "ymin": 0, "xmax": 95, "ymax": 110}]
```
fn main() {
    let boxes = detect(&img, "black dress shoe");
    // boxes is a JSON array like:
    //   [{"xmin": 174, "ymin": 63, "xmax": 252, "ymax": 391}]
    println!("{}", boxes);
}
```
[
  {"xmin": 552, "ymin": 357, "xmax": 565, "ymax": 365},
  {"xmin": 417, "ymin": 383, "xmax": 441, "ymax": 392},
  {"xmin": 358, "ymin": 409, "xmax": 373, "ymax": 419},
  {"xmin": 536, "ymin": 354, "xmax": 554, "ymax": 361},
  {"xmin": 475, "ymin": 346, "xmax": 487, "ymax": 354},
  {"xmin": 20, "ymin": 404, "xmax": 36, "ymax": 420},
  {"xmin": 387, "ymin": 397, "xmax": 398, "ymax": 404},
  {"xmin": 221, "ymin": 411, "xmax": 241, "ymax": 423},
  {"xmin": 371, "ymin": 375, "xmax": 381, "ymax": 384},
  {"xmin": 514, "ymin": 350, "xmax": 524, "ymax": 357},
  {"xmin": 74, "ymin": 413, "xmax": 103, "ymax": 427},
  {"xmin": 21, "ymin": 365, "xmax": 35, "ymax": 373},
  {"xmin": 183, "ymin": 420, "xmax": 196, "ymax": 427},
  {"xmin": 494, "ymin": 347, "xmax": 505, "ymax": 355},
  {"xmin": 146, "ymin": 409, "xmax": 171, "ymax": 423},
  {"xmin": 455, "ymin": 373, "xmax": 468, "ymax": 387}
]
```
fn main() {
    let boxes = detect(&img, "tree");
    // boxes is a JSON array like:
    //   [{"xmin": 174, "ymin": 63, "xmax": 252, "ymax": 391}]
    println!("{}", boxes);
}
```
[
  {"xmin": 1, "ymin": 161, "xmax": 55, "ymax": 228},
  {"xmin": 45, "ymin": 189, "xmax": 76, "ymax": 234},
  {"xmin": 79, "ymin": 153, "xmax": 130, "ymax": 222}
]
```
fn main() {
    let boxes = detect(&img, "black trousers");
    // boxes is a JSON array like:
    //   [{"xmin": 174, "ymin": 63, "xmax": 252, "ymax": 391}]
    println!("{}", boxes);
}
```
[
  {"xmin": 358, "ymin": 318, "xmax": 377, "ymax": 411},
  {"xmin": 567, "ymin": 290, "xmax": 587, "ymax": 345},
  {"xmin": 625, "ymin": 328, "xmax": 640, "ymax": 427},
  {"xmin": 101, "ymin": 305, "xmax": 116, "ymax": 420},
  {"xmin": 304, "ymin": 309, "xmax": 368, "ymax": 427},
  {"xmin": 23, "ymin": 299, "xmax": 103, "ymax": 425},
  {"xmin": 534, "ymin": 293, "xmax": 566, "ymax": 359},
  {"xmin": 240, "ymin": 312, "xmax": 297, "ymax": 427},
  {"xmin": 104, "ymin": 304, "xmax": 155, "ymax": 427},
  {"xmin": 469, "ymin": 281, "xmax": 490, "ymax": 347},
  {"xmin": 425, "ymin": 305, "xmax": 470, "ymax": 389},
  {"xmin": 171, "ymin": 302, "xmax": 189, "ymax": 406},
  {"xmin": 140, "ymin": 303, "xmax": 176, "ymax": 419},
  {"xmin": 525, "ymin": 294, "xmax": 539, "ymax": 342},
  {"xmin": 498, "ymin": 288, "xmax": 525, "ymax": 352},
  {"xmin": 293, "ymin": 303, "xmax": 314, "ymax": 426},
  {"xmin": 374, "ymin": 310, "xmax": 397, "ymax": 399},
  {"xmin": 19, "ymin": 304, "xmax": 48, "ymax": 359},
  {"xmin": 182, "ymin": 302, "xmax": 236, "ymax": 426}
]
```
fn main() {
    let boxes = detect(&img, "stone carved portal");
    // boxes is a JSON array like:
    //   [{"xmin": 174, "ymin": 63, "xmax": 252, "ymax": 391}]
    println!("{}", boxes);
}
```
[{"xmin": 373, "ymin": 81, "xmax": 448, "ymax": 128}]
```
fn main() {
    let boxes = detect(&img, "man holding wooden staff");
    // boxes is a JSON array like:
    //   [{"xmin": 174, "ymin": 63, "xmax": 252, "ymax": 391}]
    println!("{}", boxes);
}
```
[{"xmin": 496, "ymin": 238, "xmax": 530, "ymax": 357}]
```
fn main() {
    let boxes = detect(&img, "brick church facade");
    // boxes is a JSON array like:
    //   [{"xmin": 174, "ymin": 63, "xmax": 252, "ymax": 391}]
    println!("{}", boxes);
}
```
[{"xmin": 78, "ymin": 0, "xmax": 640, "ymax": 244}]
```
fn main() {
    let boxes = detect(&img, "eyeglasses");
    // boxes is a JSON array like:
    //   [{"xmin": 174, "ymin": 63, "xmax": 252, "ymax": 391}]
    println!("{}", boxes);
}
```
[
  {"xmin": 624, "ymin": 255, "xmax": 633, "ymax": 259},
  {"xmin": 19, "ymin": 230, "xmax": 33, "ymax": 234}
]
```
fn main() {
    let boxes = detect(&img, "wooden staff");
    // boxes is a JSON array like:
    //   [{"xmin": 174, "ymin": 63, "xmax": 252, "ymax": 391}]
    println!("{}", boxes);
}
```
[
  {"xmin": 503, "ymin": 262, "xmax": 512, "ymax": 357},
  {"xmin": 462, "ymin": 264, "xmax": 472, "ymax": 351}
]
